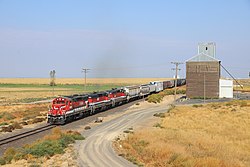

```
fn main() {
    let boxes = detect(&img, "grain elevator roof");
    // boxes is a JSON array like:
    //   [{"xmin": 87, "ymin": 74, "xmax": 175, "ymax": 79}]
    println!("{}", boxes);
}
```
[{"xmin": 186, "ymin": 53, "xmax": 219, "ymax": 62}]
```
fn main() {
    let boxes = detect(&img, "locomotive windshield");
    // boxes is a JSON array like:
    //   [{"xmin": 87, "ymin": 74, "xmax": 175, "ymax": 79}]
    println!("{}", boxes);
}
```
[{"xmin": 53, "ymin": 101, "xmax": 64, "ymax": 104}]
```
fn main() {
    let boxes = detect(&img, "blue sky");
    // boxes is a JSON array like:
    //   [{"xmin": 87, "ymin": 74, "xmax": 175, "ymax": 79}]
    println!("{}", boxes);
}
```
[{"xmin": 0, "ymin": 0, "xmax": 249, "ymax": 78}]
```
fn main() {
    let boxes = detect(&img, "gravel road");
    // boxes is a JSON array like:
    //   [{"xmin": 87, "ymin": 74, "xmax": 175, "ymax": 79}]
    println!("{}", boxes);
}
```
[{"xmin": 76, "ymin": 98, "xmax": 173, "ymax": 167}]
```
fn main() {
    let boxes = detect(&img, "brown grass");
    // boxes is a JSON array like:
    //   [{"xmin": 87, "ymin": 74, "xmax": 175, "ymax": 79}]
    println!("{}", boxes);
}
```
[
  {"xmin": 0, "ymin": 78, "xmax": 172, "ymax": 105},
  {"xmin": 234, "ymin": 79, "xmax": 250, "ymax": 92},
  {"xmin": 0, "ymin": 90, "xmax": 72, "ymax": 105},
  {"xmin": 117, "ymin": 100, "xmax": 250, "ymax": 167},
  {"xmin": 0, "ymin": 103, "xmax": 48, "ymax": 125},
  {"xmin": 0, "ymin": 78, "xmax": 172, "ymax": 85}
]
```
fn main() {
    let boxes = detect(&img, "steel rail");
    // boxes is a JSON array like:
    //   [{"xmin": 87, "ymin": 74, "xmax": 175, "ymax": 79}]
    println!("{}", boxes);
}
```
[{"xmin": 0, "ymin": 124, "xmax": 56, "ymax": 146}]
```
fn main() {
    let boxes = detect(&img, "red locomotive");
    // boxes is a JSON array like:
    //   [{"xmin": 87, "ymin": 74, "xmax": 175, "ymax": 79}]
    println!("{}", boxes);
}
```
[
  {"xmin": 48, "ymin": 79, "xmax": 186, "ymax": 124},
  {"xmin": 48, "ymin": 88, "xmax": 127, "ymax": 124}
]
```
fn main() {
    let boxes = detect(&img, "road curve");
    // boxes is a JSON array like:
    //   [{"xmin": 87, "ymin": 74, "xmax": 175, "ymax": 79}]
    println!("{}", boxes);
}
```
[{"xmin": 76, "ymin": 101, "xmax": 172, "ymax": 167}]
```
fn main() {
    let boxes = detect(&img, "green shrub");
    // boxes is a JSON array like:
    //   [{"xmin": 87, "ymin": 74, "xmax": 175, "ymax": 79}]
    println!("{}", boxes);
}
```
[
  {"xmin": 240, "ymin": 101, "xmax": 248, "ymax": 107},
  {"xmin": 163, "ymin": 89, "xmax": 186, "ymax": 95},
  {"xmin": 0, "ymin": 122, "xmax": 8, "ymax": 126},
  {"xmin": 147, "ymin": 88, "xmax": 186, "ymax": 104},
  {"xmin": 153, "ymin": 123, "xmax": 164, "ymax": 128},
  {"xmin": 153, "ymin": 113, "xmax": 165, "ymax": 118},
  {"xmin": 59, "ymin": 135, "xmax": 75, "ymax": 148},
  {"xmin": 28, "ymin": 140, "xmax": 64, "ymax": 157},
  {"xmin": 3, "ymin": 147, "xmax": 16, "ymax": 163},
  {"xmin": 0, "ymin": 112, "xmax": 16, "ymax": 121},
  {"xmin": 138, "ymin": 140, "xmax": 149, "ymax": 147},
  {"xmin": 29, "ymin": 164, "xmax": 41, "ymax": 167},
  {"xmin": 146, "ymin": 94, "xmax": 163, "ymax": 103},
  {"xmin": 0, "ymin": 129, "xmax": 85, "ymax": 164},
  {"xmin": 123, "ymin": 130, "xmax": 133, "ymax": 134},
  {"xmin": 167, "ymin": 104, "xmax": 176, "ymax": 113},
  {"xmin": 225, "ymin": 102, "xmax": 233, "ymax": 106},
  {"xmin": 0, "ymin": 157, "xmax": 6, "ymax": 165},
  {"xmin": 192, "ymin": 104, "xmax": 203, "ymax": 108},
  {"xmin": 132, "ymin": 140, "xmax": 150, "ymax": 155}
]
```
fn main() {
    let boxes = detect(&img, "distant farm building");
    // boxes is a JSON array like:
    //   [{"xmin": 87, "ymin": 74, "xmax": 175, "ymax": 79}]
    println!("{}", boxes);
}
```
[{"xmin": 186, "ymin": 43, "xmax": 233, "ymax": 99}]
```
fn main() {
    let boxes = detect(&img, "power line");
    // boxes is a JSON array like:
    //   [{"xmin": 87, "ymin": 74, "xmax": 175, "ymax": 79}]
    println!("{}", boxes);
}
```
[
  {"xmin": 82, "ymin": 68, "xmax": 91, "ymax": 91},
  {"xmin": 171, "ymin": 62, "xmax": 183, "ymax": 101}
]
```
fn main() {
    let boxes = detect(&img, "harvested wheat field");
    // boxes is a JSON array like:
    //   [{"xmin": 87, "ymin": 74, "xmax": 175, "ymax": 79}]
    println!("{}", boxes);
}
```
[
  {"xmin": 117, "ymin": 100, "xmax": 250, "ymax": 167},
  {"xmin": 0, "ymin": 78, "xmax": 172, "ymax": 105},
  {"xmin": 234, "ymin": 79, "xmax": 250, "ymax": 92},
  {"xmin": 0, "ymin": 78, "xmax": 172, "ymax": 85}
]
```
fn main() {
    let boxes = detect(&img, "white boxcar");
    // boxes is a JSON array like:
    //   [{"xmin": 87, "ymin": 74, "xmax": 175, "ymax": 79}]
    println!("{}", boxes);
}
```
[
  {"xmin": 124, "ymin": 85, "xmax": 140, "ymax": 98},
  {"xmin": 140, "ymin": 84, "xmax": 150, "ymax": 96},
  {"xmin": 150, "ymin": 81, "xmax": 163, "ymax": 92},
  {"xmin": 147, "ymin": 84, "xmax": 156, "ymax": 93}
]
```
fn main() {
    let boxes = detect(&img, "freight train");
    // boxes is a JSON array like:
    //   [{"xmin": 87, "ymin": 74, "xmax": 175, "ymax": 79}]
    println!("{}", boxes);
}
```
[{"xmin": 47, "ymin": 79, "xmax": 186, "ymax": 124}]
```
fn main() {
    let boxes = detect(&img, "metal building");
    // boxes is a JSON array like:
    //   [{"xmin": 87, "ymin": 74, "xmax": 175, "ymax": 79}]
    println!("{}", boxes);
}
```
[
  {"xmin": 198, "ymin": 42, "xmax": 216, "ymax": 58},
  {"xmin": 186, "ymin": 43, "xmax": 221, "ymax": 98},
  {"xmin": 219, "ymin": 79, "xmax": 233, "ymax": 98}
]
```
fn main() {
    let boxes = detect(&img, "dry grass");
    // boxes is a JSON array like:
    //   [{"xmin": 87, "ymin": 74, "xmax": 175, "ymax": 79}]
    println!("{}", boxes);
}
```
[
  {"xmin": 0, "ymin": 103, "xmax": 48, "ymax": 125},
  {"xmin": 234, "ymin": 79, "xmax": 250, "ymax": 92},
  {"xmin": 0, "ymin": 78, "xmax": 172, "ymax": 85},
  {"xmin": 117, "ymin": 100, "xmax": 250, "ymax": 167},
  {"xmin": 0, "ymin": 90, "xmax": 73, "ymax": 105},
  {"xmin": 0, "ymin": 78, "xmax": 172, "ymax": 105}
]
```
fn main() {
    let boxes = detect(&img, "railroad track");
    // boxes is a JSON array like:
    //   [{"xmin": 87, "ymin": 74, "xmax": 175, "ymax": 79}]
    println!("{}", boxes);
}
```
[{"xmin": 0, "ymin": 124, "xmax": 57, "ymax": 146}]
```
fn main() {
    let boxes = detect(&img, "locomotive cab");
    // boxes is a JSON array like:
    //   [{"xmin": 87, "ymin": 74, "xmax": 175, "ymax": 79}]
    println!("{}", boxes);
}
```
[{"xmin": 48, "ymin": 97, "xmax": 71, "ymax": 124}]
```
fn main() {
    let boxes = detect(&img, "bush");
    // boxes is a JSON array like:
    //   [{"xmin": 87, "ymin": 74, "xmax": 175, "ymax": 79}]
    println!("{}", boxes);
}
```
[
  {"xmin": 167, "ymin": 104, "xmax": 176, "ymax": 113},
  {"xmin": 153, "ymin": 123, "xmax": 164, "ymax": 128},
  {"xmin": 146, "ymin": 88, "xmax": 186, "ymax": 104},
  {"xmin": 0, "ymin": 157, "xmax": 6, "ymax": 165},
  {"xmin": 153, "ymin": 113, "xmax": 165, "ymax": 118},
  {"xmin": 163, "ymin": 89, "xmax": 186, "ymax": 95},
  {"xmin": 0, "ymin": 122, "xmax": 8, "ymax": 126},
  {"xmin": 192, "ymin": 104, "xmax": 203, "ymax": 108},
  {"xmin": 146, "ymin": 94, "xmax": 163, "ymax": 103},
  {"xmin": 59, "ymin": 135, "xmax": 75, "ymax": 148},
  {"xmin": 240, "ymin": 101, "xmax": 248, "ymax": 107},
  {"xmin": 28, "ymin": 140, "xmax": 64, "ymax": 157},
  {"xmin": 0, "ymin": 112, "xmax": 16, "ymax": 121},
  {"xmin": 29, "ymin": 164, "xmax": 41, "ymax": 167},
  {"xmin": 12, "ymin": 122, "xmax": 23, "ymax": 129},
  {"xmin": 3, "ymin": 148, "xmax": 16, "ymax": 163},
  {"xmin": 0, "ymin": 129, "xmax": 85, "ymax": 164}
]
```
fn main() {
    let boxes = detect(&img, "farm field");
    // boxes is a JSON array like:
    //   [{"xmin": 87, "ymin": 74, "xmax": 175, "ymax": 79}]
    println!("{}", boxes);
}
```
[
  {"xmin": 0, "ymin": 78, "xmax": 171, "ymax": 128},
  {"xmin": 234, "ymin": 79, "xmax": 250, "ymax": 92},
  {"xmin": 0, "ymin": 78, "xmax": 171, "ymax": 105},
  {"xmin": 117, "ymin": 100, "xmax": 250, "ymax": 167},
  {"xmin": 0, "ymin": 78, "xmax": 172, "ymax": 85}
]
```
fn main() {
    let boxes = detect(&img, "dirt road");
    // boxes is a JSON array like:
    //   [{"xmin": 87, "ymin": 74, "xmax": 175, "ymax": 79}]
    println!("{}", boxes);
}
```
[{"xmin": 76, "ymin": 96, "xmax": 175, "ymax": 167}]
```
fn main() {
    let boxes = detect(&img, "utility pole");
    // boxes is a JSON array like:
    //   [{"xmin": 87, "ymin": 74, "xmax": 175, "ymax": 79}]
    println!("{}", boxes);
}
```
[
  {"xmin": 50, "ymin": 70, "xmax": 56, "ymax": 97},
  {"xmin": 204, "ymin": 72, "xmax": 206, "ymax": 103},
  {"xmin": 171, "ymin": 62, "xmax": 183, "ymax": 101},
  {"xmin": 82, "ymin": 68, "xmax": 90, "ymax": 92}
]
